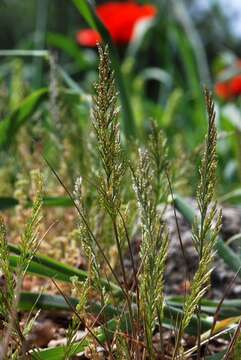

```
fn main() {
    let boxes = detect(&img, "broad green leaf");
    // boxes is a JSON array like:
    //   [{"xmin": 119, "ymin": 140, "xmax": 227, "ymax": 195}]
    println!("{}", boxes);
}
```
[
  {"xmin": 0, "ymin": 88, "xmax": 48, "ymax": 149},
  {"xmin": 174, "ymin": 195, "xmax": 241, "ymax": 277}
]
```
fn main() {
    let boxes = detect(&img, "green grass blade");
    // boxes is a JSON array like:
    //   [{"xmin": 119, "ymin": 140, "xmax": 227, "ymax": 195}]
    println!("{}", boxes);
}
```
[
  {"xmin": 19, "ymin": 291, "xmax": 213, "ymax": 333},
  {"xmin": 167, "ymin": 296, "xmax": 241, "ymax": 318},
  {"xmin": 0, "ymin": 50, "xmax": 49, "ymax": 57},
  {"xmin": 173, "ymin": 0, "xmax": 210, "ymax": 86},
  {"xmin": 72, "ymin": 0, "xmax": 136, "ymax": 138},
  {"xmin": 174, "ymin": 194, "xmax": 241, "ymax": 276},
  {"xmin": 0, "ymin": 196, "xmax": 73, "ymax": 210},
  {"xmin": 0, "ymin": 88, "xmax": 48, "ymax": 149},
  {"xmin": 19, "ymin": 292, "xmax": 120, "ymax": 321},
  {"xmin": 41, "ymin": 196, "xmax": 73, "ymax": 207},
  {"xmin": 19, "ymin": 292, "xmax": 78, "ymax": 312},
  {"xmin": 57, "ymin": 66, "xmax": 86, "ymax": 96},
  {"xmin": 72, "ymin": 0, "xmax": 96, "ymax": 29},
  {"xmin": 219, "ymin": 188, "xmax": 241, "ymax": 203},
  {"xmin": 9, "ymin": 245, "xmax": 122, "ymax": 296},
  {"xmin": 11, "ymin": 241, "xmax": 213, "ymax": 334},
  {"xmin": 0, "ymin": 197, "xmax": 18, "ymax": 210},
  {"xmin": 5, "ymin": 200, "xmax": 215, "ymax": 337},
  {"xmin": 9, "ymin": 255, "xmax": 78, "ymax": 283}
]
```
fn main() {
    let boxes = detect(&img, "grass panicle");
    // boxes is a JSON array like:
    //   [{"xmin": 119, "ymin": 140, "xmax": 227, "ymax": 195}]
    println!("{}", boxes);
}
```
[
  {"xmin": 64, "ymin": 276, "xmax": 89, "ymax": 359},
  {"xmin": 131, "ymin": 126, "xmax": 169, "ymax": 358},
  {"xmin": 18, "ymin": 169, "xmax": 43, "ymax": 276},
  {"xmin": 0, "ymin": 170, "xmax": 43, "ymax": 359},
  {"xmin": 233, "ymin": 331, "xmax": 241, "ymax": 360},
  {"xmin": 0, "ymin": 217, "xmax": 14, "ymax": 320},
  {"xmin": 92, "ymin": 44, "xmax": 136, "ymax": 321},
  {"xmin": 0, "ymin": 46, "xmax": 233, "ymax": 360},
  {"xmin": 92, "ymin": 44, "xmax": 125, "ymax": 218},
  {"xmin": 172, "ymin": 90, "xmax": 222, "ymax": 359}
]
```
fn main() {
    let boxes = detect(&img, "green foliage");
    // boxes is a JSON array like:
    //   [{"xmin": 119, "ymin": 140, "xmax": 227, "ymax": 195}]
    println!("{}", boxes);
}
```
[
  {"xmin": 92, "ymin": 45, "xmax": 125, "ymax": 217},
  {"xmin": 0, "ymin": 26, "xmax": 240, "ymax": 357},
  {"xmin": 233, "ymin": 332, "xmax": 241, "ymax": 360},
  {"xmin": 64, "ymin": 277, "xmax": 89, "ymax": 359},
  {"xmin": 0, "ymin": 217, "xmax": 14, "ymax": 319},
  {"xmin": 172, "ymin": 91, "xmax": 222, "ymax": 359},
  {"xmin": 47, "ymin": 32, "xmax": 91, "ymax": 70},
  {"xmin": 0, "ymin": 88, "xmax": 48, "ymax": 149},
  {"xmin": 131, "ymin": 125, "xmax": 169, "ymax": 356},
  {"xmin": 17, "ymin": 170, "xmax": 43, "ymax": 276}
]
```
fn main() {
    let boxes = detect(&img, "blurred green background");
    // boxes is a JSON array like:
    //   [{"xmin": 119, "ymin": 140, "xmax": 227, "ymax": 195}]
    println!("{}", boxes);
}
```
[{"xmin": 1, "ymin": 0, "xmax": 241, "ymax": 202}]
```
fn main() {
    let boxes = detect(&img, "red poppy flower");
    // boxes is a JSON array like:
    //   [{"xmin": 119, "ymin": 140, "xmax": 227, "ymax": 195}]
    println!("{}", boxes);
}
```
[
  {"xmin": 215, "ymin": 77, "xmax": 241, "ymax": 101},
  {"xmin": 76, "ymin": 1, "xmax": 157, "ymax": 47},
  {"xmin": 230, "ymin": 75, "xmax": 241, "ymax": 97},
  {"xmin": 215, "ymin": 82, "xmax": 230, "ymax": 100},
  {"xmin": 215, "ymin": 60, "xmax": 241, "ymax": 101}
]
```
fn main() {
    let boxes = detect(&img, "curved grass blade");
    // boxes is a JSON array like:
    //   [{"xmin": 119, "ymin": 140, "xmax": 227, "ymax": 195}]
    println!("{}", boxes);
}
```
[
  {"xmin": 41, "ymin": 196, "xmax": 73, "ymax": 207},
  {"xmin": 0, "ymin": 88, "xmax": 48, "ymax": 149},
  {"xmin": 0, "ymin": 197, "xmax": 18, "ymax": 210},
  {"xmin": 19, "ymin": 292, "xmax": 120, "ymax": 321},
  {"xmin": 0, "ymin": 196, "xmax": 73, "ymax": 211},
  {"xmin": 167, "ymin": 296, "xmax": 241, "ymax": 319},
  {"xmin": 8, "ymin": 245, "xmax": 122, "ymax": 297},
  {"xmin": 219, "ymin": 188, "xmax": 241, "ymax": 203},
  {"xmin": 19, "ymin": 292, "xmax": 78, "ymax": 312}
]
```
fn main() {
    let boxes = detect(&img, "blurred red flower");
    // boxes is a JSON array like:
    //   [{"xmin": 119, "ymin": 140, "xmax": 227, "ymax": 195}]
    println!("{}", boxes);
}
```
[
  {"xmin": 215, "ymin": 61, "xmax": 241, "ymax": 101},
  {"xmin": 76, "ymin": 1, "xmax": 157, "ymax": 47},
  {"xmin": 215, "ymin": 82, "xmax": 230, "ymax": 100},
  {"xmin": 230, "ymin": 75, "xmax": 241, "ymax": 97}
]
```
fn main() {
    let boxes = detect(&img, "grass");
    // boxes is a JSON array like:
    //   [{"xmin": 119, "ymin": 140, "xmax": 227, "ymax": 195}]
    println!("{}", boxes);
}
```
[
  {"xmin": 0, "ymin": 1, "xmax": 241, "ymax": 358},
  {"xmin": 0, "ymin": 44, "xmax": 240, "ymax": 359}
]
